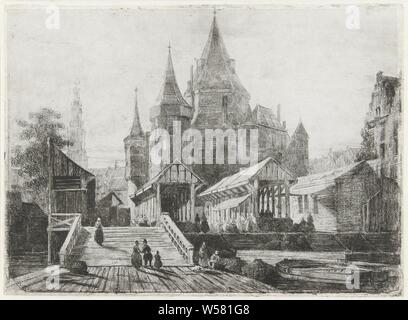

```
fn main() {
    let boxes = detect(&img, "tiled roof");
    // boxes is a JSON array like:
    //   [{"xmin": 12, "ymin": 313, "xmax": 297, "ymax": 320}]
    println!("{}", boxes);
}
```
[
  {"xmin": 253, "ymin": 105, "xmax": 286, "ymax": 130},
  {"xmin": 200, "ymin": 157, "xmax": 295, "ymax": 198}
]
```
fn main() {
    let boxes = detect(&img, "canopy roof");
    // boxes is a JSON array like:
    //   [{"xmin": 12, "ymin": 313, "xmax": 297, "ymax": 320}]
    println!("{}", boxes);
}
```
[
  {"xmin": 199, "ymin": 157, "xmax": 295, "ymax": 200},
  {"xmin": 213, "ymin": 194, "xmax": 251, "ymax": 211},
  {"xmin": 131, "ymin": 160, "xmax": 205, "ymax": 200},
  {"xmin": 290, "ymin": 161, "xmax": 365, "ymax": 195}
]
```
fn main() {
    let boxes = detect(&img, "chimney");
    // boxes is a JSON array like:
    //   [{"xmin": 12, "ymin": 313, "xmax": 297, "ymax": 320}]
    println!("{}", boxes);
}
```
[{"xmin": 277, "ymin": 104, "xmax": 281, "ymax": 123}]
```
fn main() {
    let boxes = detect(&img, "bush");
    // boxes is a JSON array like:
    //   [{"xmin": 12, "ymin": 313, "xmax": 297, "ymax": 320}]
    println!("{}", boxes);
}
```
[
  {"xmin": 258, "ymin": 217, "xmax": 293, "ymax": 232},
  {"xmin": 282, "ymin": 233, "xmax": 312, "ymax": 251},
  {"xmin": 224, "ymin": 222, "xmax": 240, "ymax": 233},
  {"xmin": 242, "ymin": 259, "xmax": 273, "ymax": 283},
  {"xmin": 292, "ymin": 216, "xmax": 315, "ymax": 233},
  {"xmin": 214, "ymin": 257, "xmax": 247, "ymax": 274},
  {"xmin": 200, "ymin": 219, "xmax": 210, "ymax": 233}
]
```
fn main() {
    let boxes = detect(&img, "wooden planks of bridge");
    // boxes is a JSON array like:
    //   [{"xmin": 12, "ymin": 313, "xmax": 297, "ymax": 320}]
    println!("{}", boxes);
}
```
[{"xmin": 8, "ymin": 265, "xmax": 277, "ymax": 294}]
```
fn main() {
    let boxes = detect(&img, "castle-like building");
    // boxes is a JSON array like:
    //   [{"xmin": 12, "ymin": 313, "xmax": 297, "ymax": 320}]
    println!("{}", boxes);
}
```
[
  {"xmin": 67, "ymin": 84, "xmax": 88, "ymax": 168},
  {"xmin": 124, "ymin": 13, "xmax": 309, "ymax": 222}
]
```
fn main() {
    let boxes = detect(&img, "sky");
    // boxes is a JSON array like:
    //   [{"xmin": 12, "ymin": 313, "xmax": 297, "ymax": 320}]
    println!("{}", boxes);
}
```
[{"xmin": 6, "ymin": 5, "xmax": 402, "ymax": 168}]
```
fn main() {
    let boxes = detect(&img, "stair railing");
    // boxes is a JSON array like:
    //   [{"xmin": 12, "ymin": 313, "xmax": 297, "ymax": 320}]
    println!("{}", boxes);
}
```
[
  {"xmin": 58, "ymin": 214, "xmax": 82, "ymax": 266},
  {"xmin": 160, "ymin": 213, "xmax": 194, "ymax": 265}
]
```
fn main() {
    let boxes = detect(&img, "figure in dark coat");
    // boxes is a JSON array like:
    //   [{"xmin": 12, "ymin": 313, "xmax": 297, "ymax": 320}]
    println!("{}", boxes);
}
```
[
  {"xmin": 200, "ymin": 214, "xmax": 210, "ymax": 233},
  {"xmin": 142, "ymin": 239, "xmax": 153, "ymax": 267},
  {"xmin": 153, "ymin": 251, "xmax": 163, "ymax": 269},
  {"xmin": 194, "ymin": 213, "xmax": 201, "ymax": 232},
  {"xmin": 94, "ymin": 217, "xmax": 104, "ymax": 246},
  {"xmin": 131, "ymin": 241, "xmax": 143, "ymax": 269},
  {"xmin": 198, "ymin": 242, "xmax": 209, "ymax": 267}
]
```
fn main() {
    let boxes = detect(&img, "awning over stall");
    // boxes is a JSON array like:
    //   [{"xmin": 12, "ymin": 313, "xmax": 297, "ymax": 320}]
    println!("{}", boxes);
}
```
[
  {"xmin": 213, "ymin": 194, "xmax": 251, "ymax": 211},
  {"xmin": 290, "ymin": 161, "xmax": 364, "ymax": 195},
  {"xmin": 199, "ymin": 157, "xmax": 295, "ymax": 201}
]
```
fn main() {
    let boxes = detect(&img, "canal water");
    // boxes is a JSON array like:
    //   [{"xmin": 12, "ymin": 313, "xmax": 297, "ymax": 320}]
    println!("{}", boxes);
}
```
[{"xmin": 237, "ymin": 250, "xmax": 400, "ymax": 294}]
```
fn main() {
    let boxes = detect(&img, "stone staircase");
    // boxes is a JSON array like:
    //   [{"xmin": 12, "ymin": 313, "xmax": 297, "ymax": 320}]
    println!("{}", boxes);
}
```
[{"xmin": 70, "ymin": 226, "xmax": 188, "ymax": 267}]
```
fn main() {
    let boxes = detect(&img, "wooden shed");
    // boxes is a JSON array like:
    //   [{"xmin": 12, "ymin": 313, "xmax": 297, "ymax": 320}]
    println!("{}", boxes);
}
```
[
  {"xmin": 49, "ymin": 141, "xmax": 96, "ymax": 225},
  {"xmin": 130, "ymin": 160, "xmax": 205, "ymax": 225},
  {"xmin": 198, "ymin": 157, "xmax": 296, "ymax": 232}
]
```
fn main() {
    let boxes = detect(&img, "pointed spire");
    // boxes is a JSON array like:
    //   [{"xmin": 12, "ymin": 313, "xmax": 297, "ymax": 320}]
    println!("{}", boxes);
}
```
[
  {"xmin": 194, "ymin": 12, "xmax": 249, "ymax": 97},
  {"xmin": 155, "ymin": 46, "xmax": 189, "ymax": 107},
  {"xmin": 130, "ymin": 87, "xmax": 143, "ymax": 136},
  {"xmin": 200, "ymin": 11, "xmax": 230, "ymax": 63},
  {"xmin": 294, "ymin": 119, "xmax": 308, "ymax": 138}
]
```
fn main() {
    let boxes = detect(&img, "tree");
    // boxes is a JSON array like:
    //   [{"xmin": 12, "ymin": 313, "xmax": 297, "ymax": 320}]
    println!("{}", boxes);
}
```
[
  {"xmin": 355, "ymin": 124, "xmax": 377, "ymax": 162},
  {"xmin": 11, "ymin": 108, "xmax": 70, "ymax": 208}
]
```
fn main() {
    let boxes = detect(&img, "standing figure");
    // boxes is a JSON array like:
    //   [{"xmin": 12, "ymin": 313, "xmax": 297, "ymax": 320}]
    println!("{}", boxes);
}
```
[
  {"xmin": 94, "ymin": 217, "xmax": 104, "ymax": 246},
  {"xmin": 131, "ymin": 240, "xmax": 143, "ymax": 269},
  {"xmin": 209, "ymin": 250, "xmax": 221, "ymax": 269},
  {"xmin": 194, "ymin": 213, "xmax": 201, "ymax": 232},
  {"xmin": 200, "ymin": 214, "xmax": 210, "ymax": 233},
  {"xmin": 142, "ymin": 239, "xmax": 153, "ymax": 267},
  {"xmin": 198, "ymin": 242, "xmax": 209, "ymax": 267},
  {"xmin": 153, "ymin": 251, "xmax": 163, "ymax": 269}
]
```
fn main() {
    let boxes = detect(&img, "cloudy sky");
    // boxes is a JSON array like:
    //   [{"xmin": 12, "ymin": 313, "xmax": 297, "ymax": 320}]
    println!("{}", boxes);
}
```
[{"xmin": 7, "ymin": 4, "xmax": 402, "ymax": 168}]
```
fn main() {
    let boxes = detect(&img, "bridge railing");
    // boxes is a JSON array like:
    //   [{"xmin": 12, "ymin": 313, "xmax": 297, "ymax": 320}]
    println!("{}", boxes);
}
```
[
  {"xmin": 57, "ymin": 214, "xmax": 82, "ymax": 266},
  {"xmin": 160, "ymin": 213, "xmax": 194, "ymax": 265}
]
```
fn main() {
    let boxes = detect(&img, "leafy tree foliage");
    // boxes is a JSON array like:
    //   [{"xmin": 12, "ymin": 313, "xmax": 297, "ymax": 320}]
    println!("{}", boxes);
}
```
[{"xmin": 11, "ymin": 108, "xmax": 70, "ymax": 205}]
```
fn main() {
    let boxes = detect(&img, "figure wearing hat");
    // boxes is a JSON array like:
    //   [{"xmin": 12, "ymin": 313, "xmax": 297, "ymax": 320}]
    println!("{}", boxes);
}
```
[{"xmin": 142, "ymin": 239, "xmax": 153, "ymax": 267}]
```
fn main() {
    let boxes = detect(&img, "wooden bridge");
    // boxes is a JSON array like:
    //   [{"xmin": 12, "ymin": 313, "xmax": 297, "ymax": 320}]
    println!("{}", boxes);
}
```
[{"xmin": 9, "ymin": 211, "xmax": 277, "ymax": 294}]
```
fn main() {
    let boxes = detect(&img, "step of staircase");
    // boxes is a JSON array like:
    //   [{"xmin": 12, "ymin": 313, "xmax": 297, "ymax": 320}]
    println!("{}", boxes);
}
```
[{"xmin": 70, "ymin": 226, "xmax": 188, "ymax": 267}]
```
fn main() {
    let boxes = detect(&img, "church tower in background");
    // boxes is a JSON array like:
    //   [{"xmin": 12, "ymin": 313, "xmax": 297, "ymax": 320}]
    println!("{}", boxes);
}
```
[
  {"xmin": 283, "ymin": 120, "xmax": 309, "ymax": 177},
  {"xmin": 67, "ymin": 83, "xmax": 88, "ymax": 168},
  {"xmin": 124, "ymin": 88, "xmax": 148, "ymax": 195}
]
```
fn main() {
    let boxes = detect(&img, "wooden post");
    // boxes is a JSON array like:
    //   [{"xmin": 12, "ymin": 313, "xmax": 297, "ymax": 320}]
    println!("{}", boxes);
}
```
[
  {"xmin": 278, "ymin": 184, "xmax": 282, "ymax": 218},
  {"xmin": 156, "ymin": 183, "xmax": 161, "ymax": 220},
  {"xmin": 272, "ymin": 185, "xmax": 275, "ymax": 218},
  {"xmin": 266, "ymin": 186, "xmax": 270, "ymax": 214},
  {"xmin": 285, "ymin": 183, "xmax": 290, "ymax": 218},
  {"xmin": 190, "ymin": 183, "xmax": 196, "ymax": 222},
  {"xmin": 253, "ymin": 178, "xmax": 259, "ymax": 218},
  {"xmin": 47, "ymin": 138, "xmax": 53, "ymax": 265}
]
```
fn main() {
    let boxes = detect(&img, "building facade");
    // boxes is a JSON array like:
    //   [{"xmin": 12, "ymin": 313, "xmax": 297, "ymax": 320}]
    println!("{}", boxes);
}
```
[
  {"xmin": 365, "ymin": 71, "xmax": 402, "ymax": 184},
  {"xmin": 124, "ymin": 13, "xmax": 310, "ymax": 223}
]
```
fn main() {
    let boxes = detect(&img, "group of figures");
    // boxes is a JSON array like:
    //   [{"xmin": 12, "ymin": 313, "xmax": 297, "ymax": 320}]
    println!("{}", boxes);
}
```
[
  {"xmin": 131, "ymin": 239, "xmax": 162, "ymax": 269},
  {"xmin": 93, "ymin": 217, "xmax": 163, "ymax": 269},
  {"xmin": 198, "ymin": 242, "xmax": 221, "ymax": 269}
]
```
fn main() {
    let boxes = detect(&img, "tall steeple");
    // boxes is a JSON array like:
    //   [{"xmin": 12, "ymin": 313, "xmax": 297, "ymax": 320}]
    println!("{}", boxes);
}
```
[
  {"xmin": 124, "ymin": 87, "xmax": 148, "ymax": 190},
  {"xmin": 130, "ymin": 87, "xmax": 143, "ymax": 137},
  {"xmin": 283, "ymin": 119, "xmax": 309, "ymax": 177},
  {"xmin": 155, "ymin": 45, "xmax": 190, "ymax": 107},
  {"xmin": 187, "ymin": 12, "xmax": 250, "ymax": 128},
  {"xmin": 67, "ymin": 82, "xmax": 88, "ymax": 168},
  {"xmin": 150, "ymin": 45, "xmax": 192, "ymax": 132}
]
